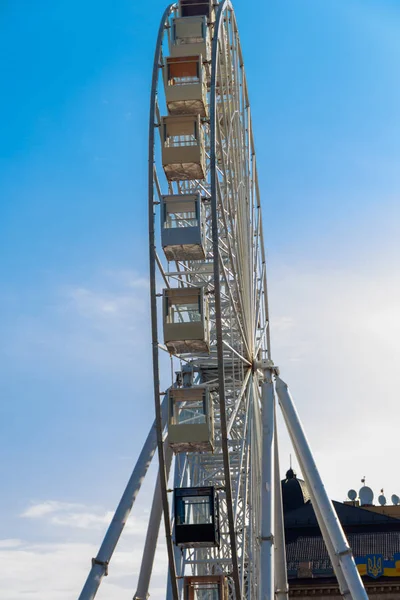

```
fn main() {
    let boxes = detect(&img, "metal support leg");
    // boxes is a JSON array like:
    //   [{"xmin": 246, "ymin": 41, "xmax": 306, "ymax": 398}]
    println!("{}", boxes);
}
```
[
  {"xmin": 260, "ymin": 370, "xmax": 275, "ymax": 600},
  {"xmin": 275, "ymin": 376, "xmax": 368, "ymax": 600},
  {"xmin": 287, "ymin": 439, "xmax": 351, "ymax": 600},
  {"xmin": 312, "ymin": 494, "xmax": 352, "ymax": 599},
  {"xmin": 276, "ymin": 389, "xmax": 351, "ymax": 599},
  {"xmin": 133, "ymin": 443, "xmax": 173, "ymax": 600},
  {"xmin": 273, "ymin": 419, "xmax": 289, "ymax": 600},
  {"xmin": 167, "ymin": 453, "xmax": 187, "ymax": 600},
  {"xmin": 78, "ymin": 399, "xmax": 167, "ymax": 600}
]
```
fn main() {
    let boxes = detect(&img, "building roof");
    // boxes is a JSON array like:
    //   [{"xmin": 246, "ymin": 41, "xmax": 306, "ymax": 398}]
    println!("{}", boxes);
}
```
[
  {"xmin": 284, "ymin": 493, "xmax": 400, "ymax": 581},
  {"xmin": 284, "ymin": 500, "xmax": 400, "ymax": 538},
  {"xmin": 281, "ymin": 469, "xmax": 400, "ymax": 584},
  {"xmin": 281, "ymin": 468, "xmax": 310, "ymax": 513}
]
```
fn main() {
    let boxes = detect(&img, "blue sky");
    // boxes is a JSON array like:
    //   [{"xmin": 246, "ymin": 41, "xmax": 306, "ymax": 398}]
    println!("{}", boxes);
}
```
[{"xmin": 1, "ymin": 0, "xmax": 400, "ymax": 597}]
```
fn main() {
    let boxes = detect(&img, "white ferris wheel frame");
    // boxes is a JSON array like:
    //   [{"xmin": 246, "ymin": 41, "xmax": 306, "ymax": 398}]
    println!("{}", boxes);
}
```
[{"xmin": 77, "ymin": 3, "xmax": 369, "ymax": 600}]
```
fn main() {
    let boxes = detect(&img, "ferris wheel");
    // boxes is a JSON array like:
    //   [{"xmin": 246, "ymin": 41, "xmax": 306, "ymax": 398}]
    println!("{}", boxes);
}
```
[{"xmin": 78, "ymin": 2, "xmax": 369, "ymax": 600}]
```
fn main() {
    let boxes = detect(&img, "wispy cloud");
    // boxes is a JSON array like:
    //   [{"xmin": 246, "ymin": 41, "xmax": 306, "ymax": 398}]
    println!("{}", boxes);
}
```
[
  {"xmin": 22, "ymin": 500, "xmax": 85, "ymax": 519},
  {"xmin": 270, "ymin": 260, "xmax": 400, "ymax": 500},
  {"xmin": 3, "ymin": 498, "xmax": 168, "ymax": 600},
  {"xmin": 0, "ymin": 539, "xmax": 162, "ymax": 600},
  {"xmin": 21, "ymin": 500, "xmax": 148, "ymax": 535},
  {"xmin": 1, "ymin": 270, "xmax": 151, "ymax": 375},
  {"xmin": 0, "ymin": 539, "xmax": 23, "ymax": 549}
]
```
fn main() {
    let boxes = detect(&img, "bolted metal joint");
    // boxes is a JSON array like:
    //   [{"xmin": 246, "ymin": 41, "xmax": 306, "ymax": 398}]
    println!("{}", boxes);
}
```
[
  {"xmin": 337, "ymin": 547, "xmax": 353, "ymax": 557},
  {"xmin": 262, "ymin": 359, "xmax": 280, "ymax": 374},
  {"xmin": 91, "ymin": 557, "xmax": 109, "ymax": 576},
  {"xmin": 254, "ymin": 358, "xmax": 280, "ymax": 380}
]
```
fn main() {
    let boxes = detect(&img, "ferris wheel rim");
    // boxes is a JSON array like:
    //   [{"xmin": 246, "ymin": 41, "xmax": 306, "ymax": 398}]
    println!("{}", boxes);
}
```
[
  {"xmin": 148, "ymin": 5, "xmax": 180, "ymax": 600},
  {"xmin": 147, "ymin": 2, "xmax": 269, "ymax": 598}
]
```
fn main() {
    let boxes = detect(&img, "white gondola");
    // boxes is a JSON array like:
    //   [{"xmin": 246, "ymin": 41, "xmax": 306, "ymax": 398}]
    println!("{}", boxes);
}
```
[
  {"xmin": 169, "ymin": 16, "xmax": 210, "ymax": 61},
  {"xmin": 183, "ymin": 576, "xmax": 228, "ymax": 600},
  {"xmin": 161, "ymin": 193, "xmax": 206, "ymax": 261},
  {"xmin": 168, "ymin": 385, "xmax": 214, "ymax": 452},
  {"xmin": 164, "ymin": 55, "xmax": 208, "ymax": 117},
  {"xmin": 163, "ymin": 286, "xmax": 209, "ymax": 354},
  {"xmin": 161, "ymin": 115, "xmax": 205, "ymax": 181},
  {"xmin": 170, "ymin": 0, "xmax": 213, "ymax": 87}
]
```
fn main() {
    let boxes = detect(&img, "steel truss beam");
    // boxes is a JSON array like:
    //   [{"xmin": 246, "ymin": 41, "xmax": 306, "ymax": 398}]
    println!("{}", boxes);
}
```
[{"xmin": 78, "ymin": 398, "xmax": 168, "ymax": 600}]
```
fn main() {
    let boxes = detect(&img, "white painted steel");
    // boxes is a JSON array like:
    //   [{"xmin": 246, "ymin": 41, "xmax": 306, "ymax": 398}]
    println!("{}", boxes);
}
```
[
  {"xmin": 167, "ymin": 453, "xmax": 188, "ymax": 600},
  {"xmin": 311, "ymin": 491, "xmax": 352, "ymax": 599},
  {"xmin": 148, "ymin": 1, "xmax": 270, "ymax": 598},
  {"xmin": 78, "ymin": 399, "xmax": 168, "ymax": 600},
  {"xmin": 260, "ymin": 373, "xmax": 275, "ymax": 600},
  {"xmin": 273, "ymin": 421, "xmax": 289, "ymax": 600},
  {"xmin": 148, "ymin": 5, "xmax": 180, "ymax": 600},
  {"xmin": 275, "ymin": 376, "xmax": 369, "ymax": 600},
  {"xmin": 133, "ymin": 443, "xmax": 173, "ymax": 600},
  {"xmin": 277, "ymin": 385, "xmax": 350, "ymax": 598}
]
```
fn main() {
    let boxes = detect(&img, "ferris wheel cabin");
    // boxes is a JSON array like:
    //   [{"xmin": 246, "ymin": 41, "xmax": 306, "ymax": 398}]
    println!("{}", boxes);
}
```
[
  {"xmin": 170, "ymin": 0, "xmax": 213, "ymax": 60},
  {"xmin": 163, "ymin": 286, "xmax": 210, "ymax": 355},
  {"xmin": 174, "ymin": 486, "xmax": 220, "ymax": 547},
  {"xmin": 169, "ymin": 15, "xmax": 210, "ymax": 61},
  {"xmin": 161, "ymin": 115, "xmax": 206, "ymax": 181},
  {"xmin": 161, "ymin": 193, "xmax": 206, "ymax": 261},
  {"xmin": 183, "ymin": 576, "xmax": 228, "ymax": 600},
  {"xmin": 168, "ymin": 385, "xmax": 214, "ymax": 453},
  {"xmin": 164, "ymin": 56, "xmax": 208, "ymax": 117}
]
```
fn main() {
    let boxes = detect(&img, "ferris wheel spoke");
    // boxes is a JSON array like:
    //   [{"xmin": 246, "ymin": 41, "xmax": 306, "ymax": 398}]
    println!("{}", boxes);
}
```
[
  {"xmin": 218, "ymin": 258, "xmax": 250, "ymax": 357},
  {"xmin": 215, "ymin": 182, "xmax": 251, "ymax": 347},
  {"xmin": 254, "ymin": 320, "xmax": 269, "ymax": 358},
  {"xmin": 222, "ymin": 340, "xmax": 251, "ymax": 368},
  {"xmin": 226, "ymin": 368, "xmax": 252, "ymax": 435},
  {"xmin": 253, "ymin": 262, "xmax": 266, "ymax": 343},
  {"xmin": 155, "ymin": 251, "xmax": 171, "ymax": 288}
]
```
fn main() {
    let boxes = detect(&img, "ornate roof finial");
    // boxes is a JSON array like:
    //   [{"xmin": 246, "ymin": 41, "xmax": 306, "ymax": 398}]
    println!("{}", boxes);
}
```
[{"xmin": 286, "ymin": 467, "xmax": 296, "ymax": 480}]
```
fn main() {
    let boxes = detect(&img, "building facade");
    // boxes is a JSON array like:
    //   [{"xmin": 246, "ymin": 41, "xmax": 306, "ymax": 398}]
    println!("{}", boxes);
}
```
[{"xmin": 282, "ymin": 470, "xmax": 400, "ymax": 598}]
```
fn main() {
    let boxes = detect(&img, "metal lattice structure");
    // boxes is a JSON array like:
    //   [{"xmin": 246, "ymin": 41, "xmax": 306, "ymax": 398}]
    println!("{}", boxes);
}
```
[
  {"xmin": 148, "ymin": 4, "xmax": 267, "ymax": 597},
  {"xmin": 78, "ymin": 3, "xmax": 370, "ymax": 600}
]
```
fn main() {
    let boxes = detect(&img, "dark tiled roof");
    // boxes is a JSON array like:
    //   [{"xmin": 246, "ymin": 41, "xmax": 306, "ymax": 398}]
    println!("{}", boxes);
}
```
[
  {"xmin": 285, "ymin": 500, "xmax": 400, "ymax": 531},
  {"xmin": 286, "ymin": 531, "xmax": 400, "ymax": 564}
]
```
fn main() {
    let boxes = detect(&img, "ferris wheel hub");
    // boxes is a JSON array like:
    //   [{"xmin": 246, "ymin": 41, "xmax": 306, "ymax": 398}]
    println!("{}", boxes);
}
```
[{"xmin": 254, "ymin": 359, "xmax": 280, "ymax": 376}]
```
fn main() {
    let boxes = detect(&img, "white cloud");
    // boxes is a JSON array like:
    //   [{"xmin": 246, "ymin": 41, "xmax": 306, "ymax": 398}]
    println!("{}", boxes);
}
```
[
  {"xmin": 2, "ymin": 498, "xmax": 168, "ymax": 600},
  {"xmin": 22, "ymin": 500, "xmax": 86, "ymax": 519},
  {"xmin": 0, "ymin": 540, "xmax": 97, "ymax": 600},
  {"xmin": 269, "ymin": 261, "xmax": 400, "ymax": 501},
  {"xmin": 21, "ymin": 500, "xmax": 148, "ymax": 535},
  {"xmin": 0, "ymin": 539, "xmax": 164, "ymax": 600},
  {"xmin": 1, "ymin": 270, "xmax": 151, "ymax": 375},
  {"xmin": 0, "ymin": 539, "xmax": 23, "ymax": 549},
  {"xmin": 63, "ymin": 275, "xmax": 147, "ymax": 322}
]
